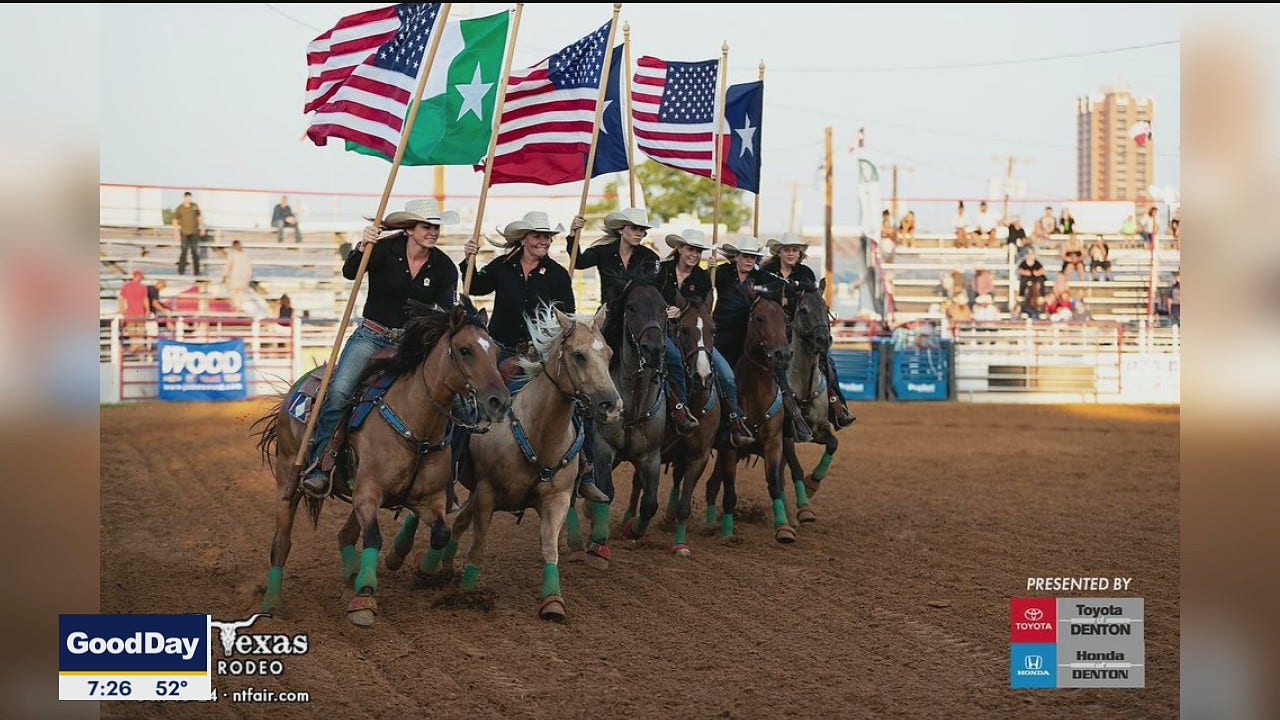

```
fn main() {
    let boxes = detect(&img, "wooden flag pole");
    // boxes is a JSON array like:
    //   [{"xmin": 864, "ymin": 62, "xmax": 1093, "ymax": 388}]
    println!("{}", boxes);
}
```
[
  {"xmin": 709, "ymin": 41, "xmax": 730, "ymax": 289},
  {"xmin": 623, "ymin": 20, "xmax": 637, "ymax": 207},
  {"xmin": 569, "ymin": 3, "xmax": 624, "ymax": 279},
  {"xmin": 292, "ymin": 2, "xmax": 455, "ymax": 474},
  {"xmin": 464, "ymin": 3, "xmax": 526, "ymax": 295},
  {"xmin": 751, "ymin": 59, "xmax": 764, "ymax": 238}
]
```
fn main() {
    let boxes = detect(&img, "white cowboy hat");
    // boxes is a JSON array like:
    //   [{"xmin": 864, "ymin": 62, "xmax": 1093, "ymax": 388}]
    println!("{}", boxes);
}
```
[
  {"xmin": 974, "ymin": 294, "xmax": 994, "ymax": 304},
  {"xmin": 766, "ymin": 232, "xmax": 810, "ymax": 254},
  {"xmin": 488, "ymin": 211, "xmax": 566, "ymax": 249},
  {"xmin": 718, "ymin": 236, "xmax": 767, "ymax": 258},
  {"xmin": 382, "ymin": 199, "xmax": 460, "ymax": 229},
  {"xmin": 664, "ymin": 228, "xmax": 712, "ymax": 251},
  {"xmin": 603, "ymin": 208, "xmax": 658, "ymax": 233}
]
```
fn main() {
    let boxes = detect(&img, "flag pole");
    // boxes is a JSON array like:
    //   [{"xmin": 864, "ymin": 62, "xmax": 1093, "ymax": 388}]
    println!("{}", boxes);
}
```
[
  {"xmin": 623, "ymin": 20, "xmax": 637, "ymax": 207},
  {"xmin": 569, "ymin": 3, "xmax": 624, "ymax": 279},
  {"xmin": 465, "ymin": 3, "xmax": 526, "ymax": 295},
  {"xmin": 751, "ymin": 59, "xmax": 764, "ymax": 238},
  {"xmin": 293, "ymin": 2, "xmax": 455, "ymax": 474},
  {"xmin": 709, "ymin": 40, "xmax": 730, "ymax": 289}
]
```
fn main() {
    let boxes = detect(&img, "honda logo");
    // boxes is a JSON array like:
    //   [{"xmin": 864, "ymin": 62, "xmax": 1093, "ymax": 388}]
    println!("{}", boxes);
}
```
[{"xmin": 1024, "ymin": 654, "xmax": 1043, "ymax": 671}]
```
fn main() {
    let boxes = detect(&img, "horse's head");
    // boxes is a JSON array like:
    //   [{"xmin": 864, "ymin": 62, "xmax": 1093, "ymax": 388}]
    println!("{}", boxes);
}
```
[
  {"xmin": 443, "ymin": 297, "xmax": 510, "ymax": 423},
  {"xmin": 746, "ymin": 287, "xmax": 790, "ymax": 371},
  {"xmin": 552, "ymin": 305, "xmax": 623, "ymax": 423},
  {"xmin": 618, "ymin": 267, "xmax": 667, "ymax": 370},
  {"xmin": 790, "ymin": 279, "xmax": 832, "ymax": 355},
  {"xmin": 672, "ymin": 294, "xmax": 714, "ymax": 392}
]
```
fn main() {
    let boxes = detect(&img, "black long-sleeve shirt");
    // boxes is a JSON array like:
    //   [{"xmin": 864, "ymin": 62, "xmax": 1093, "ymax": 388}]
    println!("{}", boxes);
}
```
[
  {"xmin": 343, "ymin": 235, "xmax": 457, "ymax": 328},
  {"xmin": 760, "ymin": 258, "xmax": 818, "ymax": 291},
  {"xmin": 657, "ymin": 258, "xmax": 712, "ymax": 307},
  {"xmin": 570, "ymin": 238, "xmax": 661, "ymax": 305},
  {"xmin": 460, "ymin": 251, "xmax": 575, "ymax": 349},
  {"xmin": 712, "ymin": 262, "xmax": 783, "ymax": 365}
]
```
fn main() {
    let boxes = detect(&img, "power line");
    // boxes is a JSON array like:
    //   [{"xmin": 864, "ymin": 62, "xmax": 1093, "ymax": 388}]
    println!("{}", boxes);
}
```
[
  {"xmin": 743, "ymin": 39, "xmax": 1178, "ymax": 73},
  {"xmin": 262, "ymin": 3, "xmax": 323, "ymax": 33}
]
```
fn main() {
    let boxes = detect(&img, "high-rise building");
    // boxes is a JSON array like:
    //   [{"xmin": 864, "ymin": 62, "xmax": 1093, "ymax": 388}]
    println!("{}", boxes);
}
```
[{"xmin": 1076, "ymin": 87, "xmax": 1155, "ymax": 201}]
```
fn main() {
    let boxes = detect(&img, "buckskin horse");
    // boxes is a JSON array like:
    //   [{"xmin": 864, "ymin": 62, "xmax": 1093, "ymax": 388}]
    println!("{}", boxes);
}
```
[
  {"xmin": 704, "ymin": 289, "xmax": 798, "ymax": 543},
  {"xmin": 391, "ymin": 304, "xmax": 620, "ymax": 620},
  {"xmin": 252, "ymin": 299, "xmax": 509, "ymax": 625},
  {"xmin": 781, "ymin": 280, "xmax": 842, "ymax": 519}
]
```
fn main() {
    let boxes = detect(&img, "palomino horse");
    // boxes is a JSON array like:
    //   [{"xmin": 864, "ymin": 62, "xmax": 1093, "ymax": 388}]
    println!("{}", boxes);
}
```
[
  {"xmin": 648, "ymin": 292, "xmax": 720, "ymax": 557},
  {"xmin": 705, "ymin": 290, "xmax": 797, "ymax": 543},
  {"xmin": 580, "ymin": 276, "xmax": 670, "ymax": 568},
  {"xmin": 782, "ymin": 281, "xmax": 842, "ymax": 516},
  {"xmin": 252, "ymin": 300, "xmax": 509, "ymax": 625},
  {"xmin": 389, "ymin": 305, "xmax": 621, "ymax": 621}
]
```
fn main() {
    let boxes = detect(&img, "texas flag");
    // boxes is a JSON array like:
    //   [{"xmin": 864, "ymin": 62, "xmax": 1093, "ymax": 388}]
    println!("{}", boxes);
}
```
[
  {"xmin": 1129, "ymin": 120, "xmax": 1152, "ymax": 148},
  {"xmin": 720, "ymin": 80, "xmax": 762, "ymax": 193}
]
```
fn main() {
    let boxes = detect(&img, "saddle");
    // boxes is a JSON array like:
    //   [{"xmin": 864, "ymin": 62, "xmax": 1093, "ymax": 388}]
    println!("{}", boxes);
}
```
[{"xmin": 286, "ymin": 347, "xmax": 400, "ymax": 477}]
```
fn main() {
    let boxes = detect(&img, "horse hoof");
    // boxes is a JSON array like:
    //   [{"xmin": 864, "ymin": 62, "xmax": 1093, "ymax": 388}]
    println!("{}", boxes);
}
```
[
  {"xmin": 260, "ymin": 594, "xmax": 282, "ymax": 614},
  {"xmin": 584, "ymin": 542, "xmax": 611, "ymax": 571},
  {"xmin": 384, "ymin": 552, "xmax": 405, "ymax": 571},
  {"xmin": 538, "ymin": 596, "xmax": 567, "ymax": 622},
  {"xmin": 775, "ymin": 525, "xmax": 797, "ymax": 544},
  {"xmin": 701, "ymin": 524, "xmax": 720, "ymax": 537},
  {"xmin": 803, "ymin": 474, "xmax": 821, "ymax": 498},
  {"xmin": 671, "ymin": 544, "xmax": 692, "ymax": 558},
  {"xmin": 797, "ymin": 506, "xmax": 818, "ymax": 524},
  {"xmin": 621, "ymin": 518, "xmax": 641, "ymax": 540},
  {"xmin": 346, "ymin": 595, "xmax": 378, "ymax": 627}
]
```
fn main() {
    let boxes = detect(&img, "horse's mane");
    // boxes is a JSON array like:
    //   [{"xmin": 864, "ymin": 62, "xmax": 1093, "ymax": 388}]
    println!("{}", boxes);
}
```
[
  {"xmin": 601, "ymin": 260, "xmax": 662, "ymax": 304},
  {"xmin": 371, "ymin": 298, "xmax": 487, "ymax": 378},
  {"xmin": 518, "ymin": 303, "xmax": 594, "ymax": 378}
]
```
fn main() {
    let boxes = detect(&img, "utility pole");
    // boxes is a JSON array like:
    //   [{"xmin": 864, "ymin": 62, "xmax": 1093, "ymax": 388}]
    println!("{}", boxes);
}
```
[
  {"xmin": 824, "ymin": 126, "xmax": 834, "ymax": 308},
  {"xmin": 786, "ymin": 182, "xmax": 804, "ymax": 234},
  {"xmin": 889, "ymin": 164, "xmax": 914, "ymax": 222},
  {"xmin": 434, "ymin": 167, "xmax": 446, "ymax": 211},
  {"xmin": 992, "ymin": 155, "xmax": 1030, "ymax": 222}
]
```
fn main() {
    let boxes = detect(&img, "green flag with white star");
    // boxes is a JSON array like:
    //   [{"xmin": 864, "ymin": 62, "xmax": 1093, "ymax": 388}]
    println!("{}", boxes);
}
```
[{"xmin": 346, "ymin": 10, "xmax": 510, "ymax": 166}]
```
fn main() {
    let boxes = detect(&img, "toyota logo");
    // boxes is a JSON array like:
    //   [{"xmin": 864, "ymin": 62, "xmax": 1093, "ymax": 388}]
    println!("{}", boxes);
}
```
[{"xmin": 1024, "ymin": 608, "xmax": 1043, "ymax": 621}]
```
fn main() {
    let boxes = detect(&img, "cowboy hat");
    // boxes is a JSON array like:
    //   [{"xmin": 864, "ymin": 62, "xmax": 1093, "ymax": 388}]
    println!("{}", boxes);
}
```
[
  {"xmin": 381, "ymin": 199, "xmax": 460, "ymax": 229},
  {"xmin": 766, "ymin": 232, "xmax": 810, "ymax": 254},
  {"xmin": 602, "ymin": 208, "xmax": 657, "ymax": 233},
  {"xmin": 664, "ymin": 228, "xmax": 712, "ymax": 251},
  {"xmin": 718, "ymin": 236, "xmax": 767, "ymax": 258},
  {"xmin": 487, "ymin": 211, "xmax": 566, "ymax": 249}
]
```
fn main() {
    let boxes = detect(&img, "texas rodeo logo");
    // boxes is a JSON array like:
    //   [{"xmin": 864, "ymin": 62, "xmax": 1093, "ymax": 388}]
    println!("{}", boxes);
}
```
[{"xmin": 210, "ymin": 614, "xmax": 308, "ymax": 677}]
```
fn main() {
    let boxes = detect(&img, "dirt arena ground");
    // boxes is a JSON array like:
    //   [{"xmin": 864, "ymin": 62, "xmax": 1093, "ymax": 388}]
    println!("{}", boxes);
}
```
[{"xmin": 100, "ymin": 401, "xmax": 1178, "ymax": 719}]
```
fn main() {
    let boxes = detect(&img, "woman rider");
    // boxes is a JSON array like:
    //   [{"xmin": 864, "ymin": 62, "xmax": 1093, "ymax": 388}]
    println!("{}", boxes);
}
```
[
  {"xmin": 658, "ymin": 228, "xmax": 754, "ymax": 448},
  {"xmin": 761, "ymin": 233, "xmax": 856, "ymax": 429},
  {"xmin": 302, "ymin": 199, "xmax": 460, "ymax": 496}
]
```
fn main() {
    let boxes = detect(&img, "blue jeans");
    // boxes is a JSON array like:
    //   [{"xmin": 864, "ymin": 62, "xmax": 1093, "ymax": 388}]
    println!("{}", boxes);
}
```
[
  {"xmin": 308, "ymin": 324, "xmax": 395, "ymax": 466},
  {"xmin": 663, "ymin": 337, "xmax": 687, "ymax": 399},
  {"xmin": 709, "ymin": 347, "xmax": 741, "ymax": 412},
  {"xmin": 273, "ymin": 219, "xmax": 302, "ymax": 243}
]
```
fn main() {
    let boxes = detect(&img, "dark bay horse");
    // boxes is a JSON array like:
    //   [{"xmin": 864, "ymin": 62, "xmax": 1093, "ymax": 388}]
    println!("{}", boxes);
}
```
[
  {"xmin": 781, "ymin": 281, "xmax": 842, "ymax": 519},
  {"xmin": 252, "ymin": 300, "xmax": 509, "ymax": 625},
  {"xmin": 705, "ymin": 290, "xmax": 797, "ymax": 543},
  {"xmin": 391, "ymin": 305, "xmax": 621, "ymax": 620}
]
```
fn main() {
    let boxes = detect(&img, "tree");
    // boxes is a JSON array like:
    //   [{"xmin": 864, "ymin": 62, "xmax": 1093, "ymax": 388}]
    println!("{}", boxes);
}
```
[
  {"xmin": 584, "ymin": 180, "xmax": 620, "ymax": 219},
  {"xmin": 634, "ymin": 161, "xmax": 752, "ymax": 232}
]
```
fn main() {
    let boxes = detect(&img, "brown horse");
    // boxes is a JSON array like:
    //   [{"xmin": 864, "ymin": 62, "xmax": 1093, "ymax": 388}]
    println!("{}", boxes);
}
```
[
  {"xmin": 395, "ymin": 304, "xmax": 621, "ymax": 621},
  {"xmin": 646, "ymin": 292, "xmax": 720, "ymax": 556},
  {"xmin": 781, "ymin": 281, "xmax": 840, "ymax": 518},
  {"xmin": 705, "ymin": 290, "xmax": 797, "ymax": 543},
  {"xmin": 252, "ymin": 300, "xmax": 509, "ymax": 625}
]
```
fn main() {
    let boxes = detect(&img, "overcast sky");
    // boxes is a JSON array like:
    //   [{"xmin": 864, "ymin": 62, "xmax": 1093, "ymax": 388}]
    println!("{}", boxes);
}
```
[{"xmin": 99, "ymin": 3, "xmax": 1181, "ymax": 230}]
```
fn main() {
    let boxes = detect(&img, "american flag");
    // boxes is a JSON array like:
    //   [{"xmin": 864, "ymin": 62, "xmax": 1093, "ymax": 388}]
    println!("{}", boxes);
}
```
[
  {"xmin": 487, "ymin": 20, "xmax": 613, "ymax": 186},
  {"xmin": 632, "ymin": 55, "xmax": 719, "ymax": 178},
  {"xmin": 305, "ymin": 3, "xmax": 443, "ymax": 160}
]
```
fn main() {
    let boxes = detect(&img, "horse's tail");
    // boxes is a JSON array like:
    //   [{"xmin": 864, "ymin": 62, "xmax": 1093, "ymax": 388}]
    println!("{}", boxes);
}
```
[
  {"xmin": 249, "ymin": 397, "xmax": 286, "ymax": 466},
  {"xmin": 304, "ymin": 495, "xmax": 324, "ymax": 529}
]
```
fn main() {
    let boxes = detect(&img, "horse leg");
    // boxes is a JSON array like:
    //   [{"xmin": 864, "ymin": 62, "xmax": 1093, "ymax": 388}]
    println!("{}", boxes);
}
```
[
  {"xmin": 442, "ymin": 493, "xmax": 478, "ymax": 573},
  {"xmin": 621, "ymin": 476, "xmax": 642, "ymax": 533},
  {"xmin": 460, "ymin": 490, "xmax": 495, "ymax": 592},
  {"xmin": 415, "ymin": 514, "xmax": 452, "ymax": 576},
  {"xmin": 337, "ymin": 510, "xmax": 360, "ymax": 587},
  {"xmin": 765, "ymin": 434, "xmax": 796, "ymax": 544},
  {"xmin": 585, "ymin": 444, "xmax": 616, "ymax": 570},
  {"xmin": 346, "ymin": 488, "xmax": 383, "ymax": 626},
  {"xmin": 663, "ymin": 457, "xmax": 685, "ymax": 528},
  {"xmin": 787, "ymin": 437, "xmax": 817, "ymax": 524},
  {"xmin": 383, "ymin": 513, "xmax": 419, "ymax": 571},
  {"xmin": 262, "ymin": 490, "xmax": 299, "ymax": 614},
  {"xmin": 673, "ymin": 450, "xmax": 709, "ymax": 557},
  {"xmin": 703, "ymin": 450, "xmax": 724, "ymax": 533},
  {"xmin": 564, "ymin": 495, "xmax": 584, "ymax": 551},
  {"xmin": 627, "ymin": 456, "xmax": 662, "ymax": 539},
  {"xmin": 716, "ymin": 448, "xmax": 738, "ymax": 540},
  {"xmin": 804, "ymin": 434, "xmax": 839, "ymax": 499},
  {"xmin": 536, "ymin": 490, "xmax": 571, "ymax": 622}
]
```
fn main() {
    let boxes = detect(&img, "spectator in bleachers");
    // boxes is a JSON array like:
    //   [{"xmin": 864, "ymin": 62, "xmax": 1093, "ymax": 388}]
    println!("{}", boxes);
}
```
[
  {"xmin": 172, "ymin": 191, "xmax": 205, "ymax": 276},
  {"xmin": 880, "ymin": 210, "xmax": 897, "ymax": 243},
  {"xmin": 1033, "ymin": 206, "xmax": 1058, "ymax": 245},
  {"xmin": 1141, "ymin": 206, "xmax": 1160, "ymax": 248},
  {"xmin": 1060, "ymin": 234, "xmax": 1086, "ymax": 281},
  {"xmin": 974, "ymin": 201, "xmax": 1000, "ymax": 247},
  {"xmin": 221, "ymin": 240, "xmax": 255, "ymax": 312},
  {"xmin": 1167, "ymin": 270, "xmax": 1180, "ymax": 325},
  {"xmin": 952, "ymin": 201, "xmax": 972, "ymax": 248},
  {"xmin": 972, "ymin": 294, "xmax": 1000, "ymax": 323},
  {"xmin": 1170, "ymin": 208, "xmax": 1181, "ymax": 249},
  {"xmin": 277, "ymin": 294, "xmax": 294, "ymax": 325},
  {"xmin": 1019, "ymin": 281, "xmax": 1046, "ymax": 320},
  {"xmin": 1006, "ymin": 216, "xmax": 1028, "ymax": 256},
  {"xmin": 1120, "ymin": 215, "xmax": 1138, "ymax": 238},
  {"xmin": 897, "ymin": 210, "xmax": 917, "ymax": 246},
  {"xmin": 945, "ymin": 291, "xmax": 972, "ymax": 323},
  {"xmin": 972, "ymin": 266, "xmax": 996, "ymax": 300},
  {"xmin": 1088, "ymin": 238, "xmax": 1113, "ymax": 280},
  {"xmin": 118, "ymin": 271, "xmax": 148, "ymax": 353},
  {"xmin": 1016, "ymin": 249, "xmax": 1047, "ymax": 298},
  {"xmin": 1059, "ymin": 208, "xmax": 1077, "ymax": 235},
  {"xmin": 146, "ymin": 279, "xmax": 171, "ymax": 333},
  {"xmin": 1047, "ymin": 286, "xmax": 1075, "ymax": 322},
  {"xmin": 271, "ymin": 195, "xmax": 302, "ymax": 243}
]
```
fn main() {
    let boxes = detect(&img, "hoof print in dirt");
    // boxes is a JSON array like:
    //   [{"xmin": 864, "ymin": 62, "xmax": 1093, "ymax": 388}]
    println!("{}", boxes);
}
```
[{"xmin": 432, "ymin": 588, "xmax": 497, "ymax": 613}]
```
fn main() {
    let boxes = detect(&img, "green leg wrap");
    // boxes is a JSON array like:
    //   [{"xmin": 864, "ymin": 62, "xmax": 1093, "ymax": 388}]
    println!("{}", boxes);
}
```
[
  {"xmin": 418, "ymin": 547, "xmax": 444, "ymax": 574},
  {"xmin": 720, "ymin": 513, "xmax": 735, "ymax": 539},
  {"xmin": 622, "ymin": 509, "xmax": 635, "ymax": 526},
  {"xmin": 340, "ymin": 545, "xmax": 359, "ymax": 583},
  {"xmin": 461, "ymin": 564, "xmax": 481, "ymax": 592},
  {"xmin": 813, "ymin": 453, "xmax": 834, "ymax": 481},
  {"xmin": 666, "ymin": 485, "xmax": 679, "ymax": 514},
  {"xmin": 441, "ymin": 538, "xmax": 459, "ymax": 566},
  {"xmin": 392, "ymin": 515, "xmax": 419, "ymax": 558},
  {"xmin": 354, "ymin": 548, "xmax": 379, "ymax": 594},
  {"xmin": 674, "ymin": 522, "xmax": 688, "ymax": 546},
  {"xmin": 772, "ymin": 498, "xmax": 789, "ymax": 528},
  {"xmin": 794, "ymin": 480, "xmax": 812, "ymax": 508},
  {"xmin": 706, "ymin": 505, "xmax": 720, "ymax": 527},
  {"xmin": 265, "ymin": 566, "xmax": 283, "ymax": 597},
  {"xmin": 565, "ymin": 505, "xmax": 583, "ymax": 547},
  {"xmin": 590, "ymin": 501, "xmax": 611, "ymax": 544},
  {"xmin": 540, "ymin": 563, "xmax": 561, "ymax": 600}
]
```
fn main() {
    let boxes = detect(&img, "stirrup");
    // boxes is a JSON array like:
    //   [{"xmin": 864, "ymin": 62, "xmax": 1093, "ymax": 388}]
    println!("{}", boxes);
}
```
[
  {"xmin": 728, "ymin": 414, "xmax": 755, "ymax": 449},
  {"xmin": 299, "ymin": 461, "xmax": 332, "ymax": 498},
  {"xmin": 672, "ymin": 402, "xmax": 700, "ymax": 433}
]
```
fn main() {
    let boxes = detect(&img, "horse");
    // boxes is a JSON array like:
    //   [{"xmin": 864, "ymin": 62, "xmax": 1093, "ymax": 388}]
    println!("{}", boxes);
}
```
[
  {"xmin": 578, "ymin": 274, "xmax": 671, "ymax": 568},
  {"xmin": 389, "ymin": 304, "xmax": 621, "ymax": 621},
  {"xmin": 704, "ymin": 289, "xmax": 797, "ymax": 543},
  {"xmin": 781, "ymin": 280, "xmax": 840, "ymax": 514},
  {"xmin": 251, "ymin": 299, "xmax": 510, "ymax": 625},
  {"xmin": 647, "ymin": 292, "xmax": 720, "ymax": 557}
]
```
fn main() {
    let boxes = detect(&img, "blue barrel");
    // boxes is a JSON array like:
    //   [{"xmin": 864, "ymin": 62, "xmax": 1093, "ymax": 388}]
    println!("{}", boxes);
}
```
[
  {"xmin": 890, "ymin": 341, "xmax": 951, "ymax": 401},
  {"xmin": 829, "ymin": 342, "xmax": 881, "ymax": 401}
]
